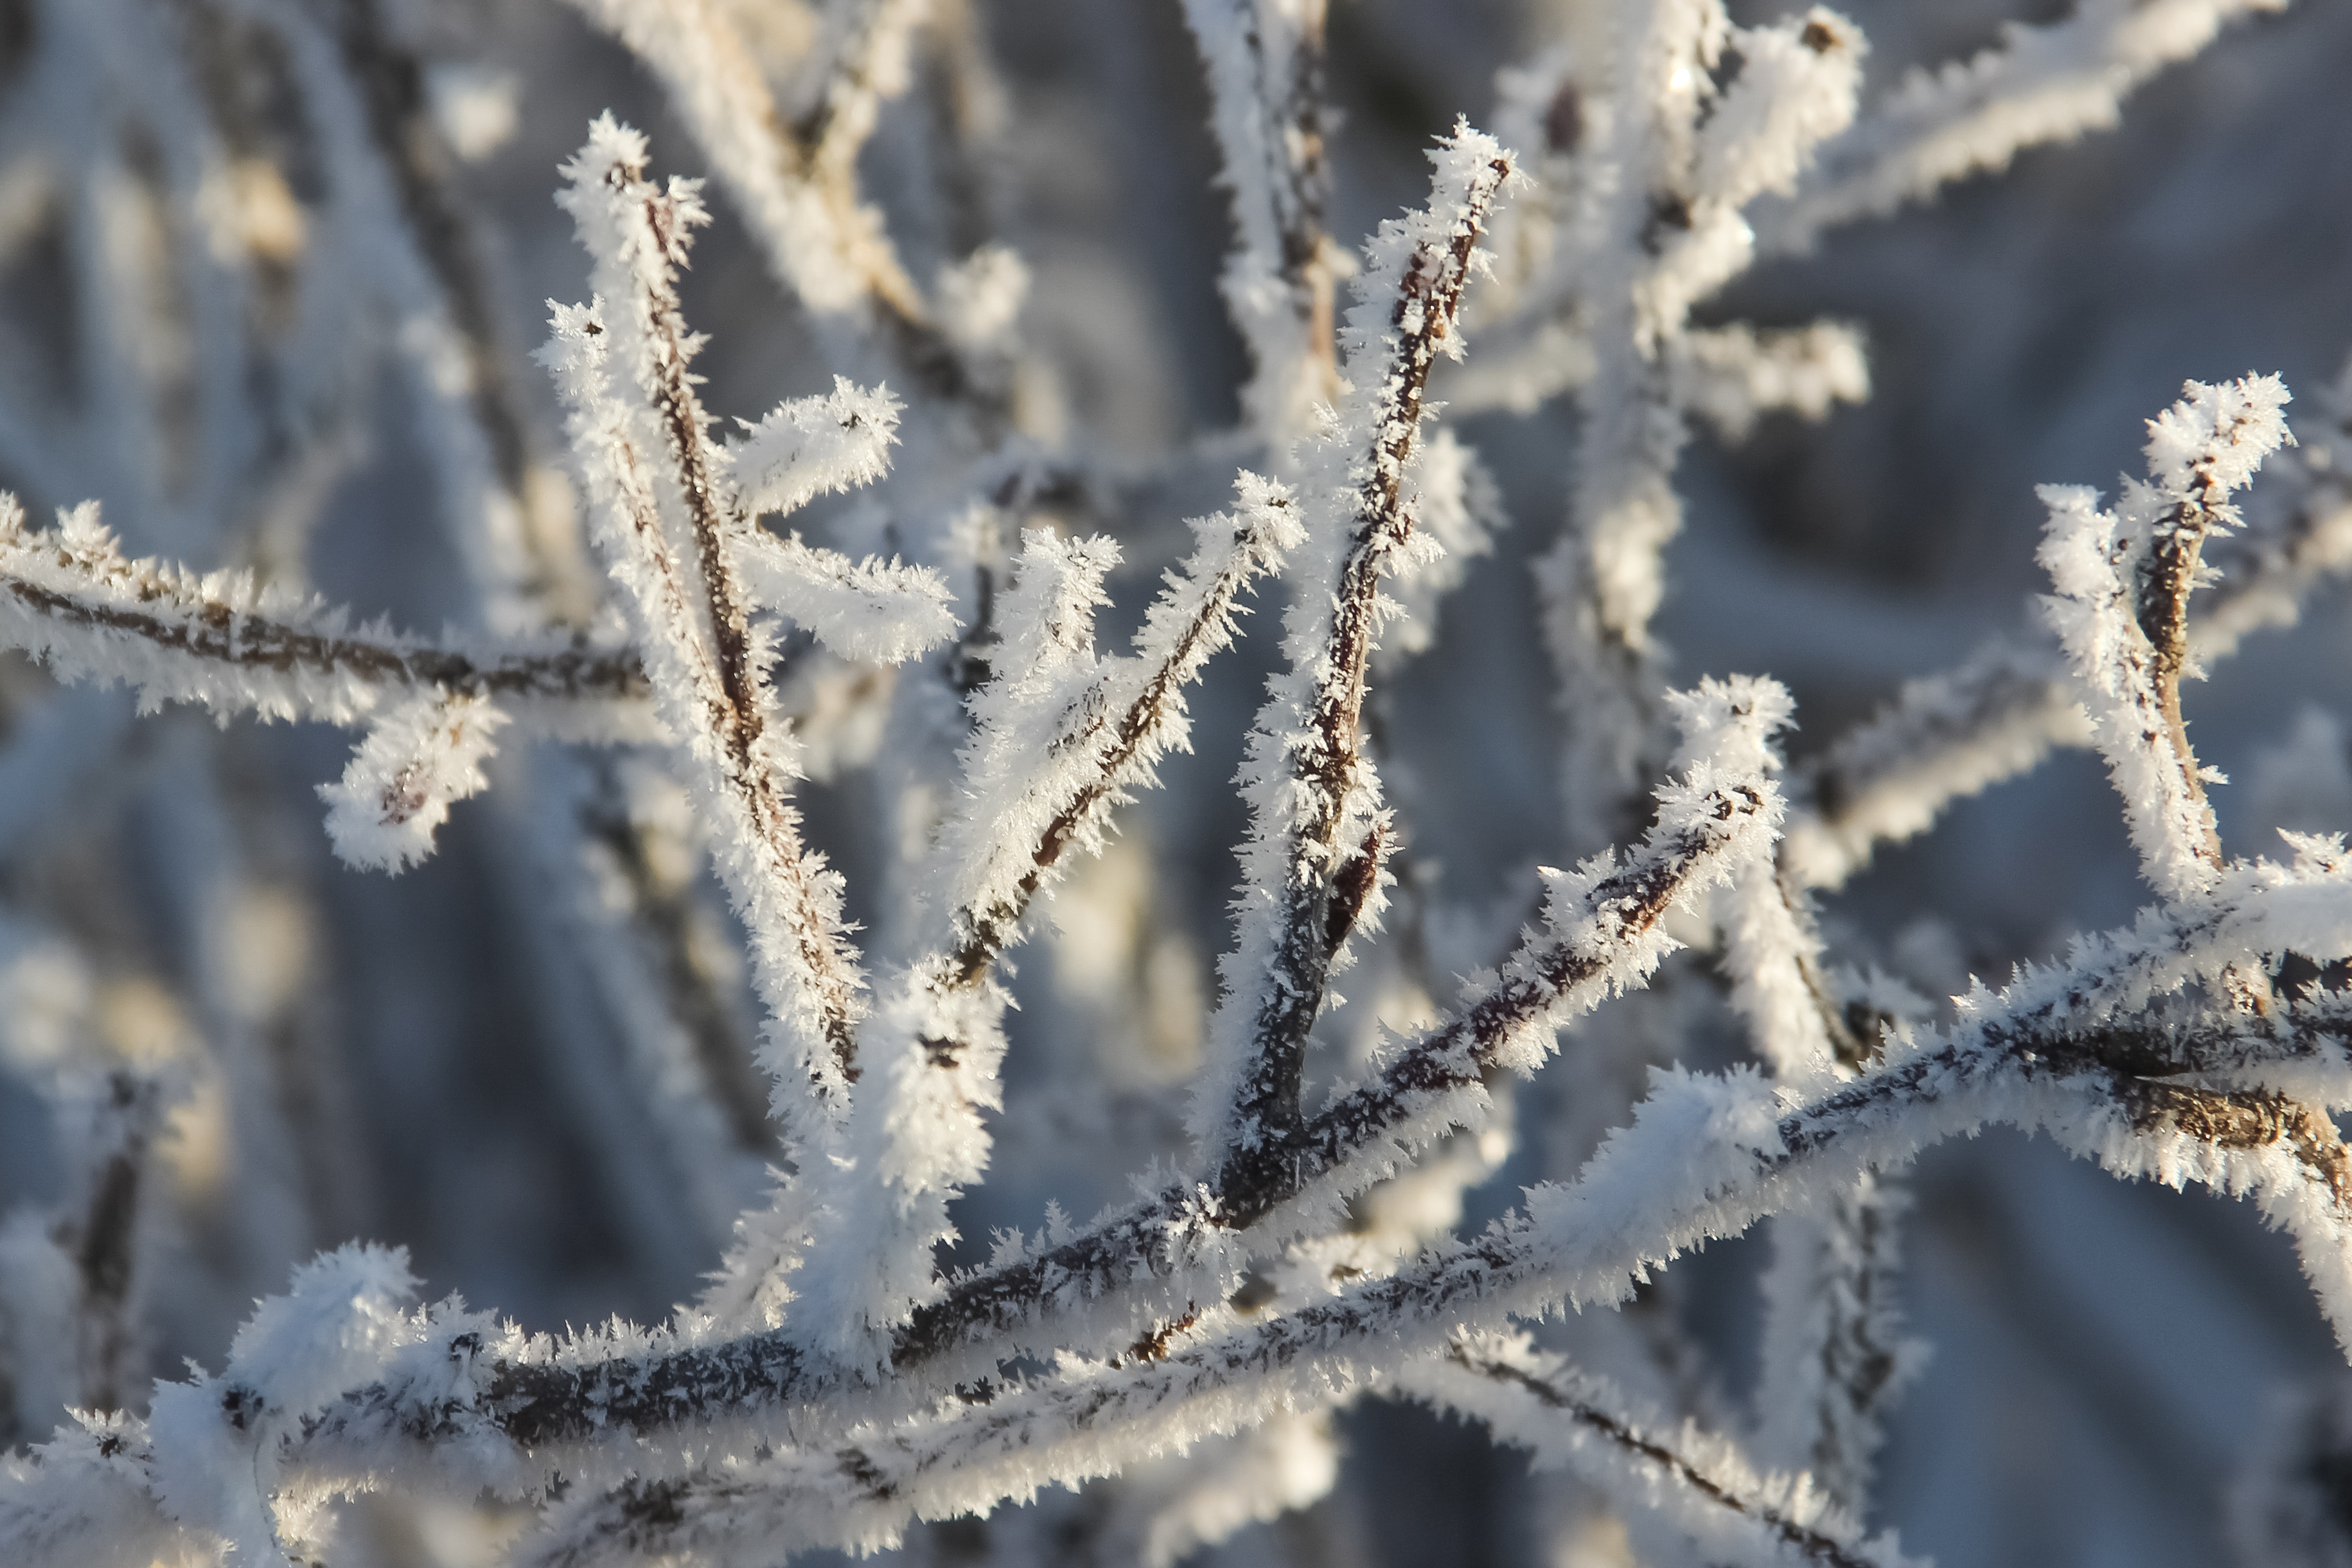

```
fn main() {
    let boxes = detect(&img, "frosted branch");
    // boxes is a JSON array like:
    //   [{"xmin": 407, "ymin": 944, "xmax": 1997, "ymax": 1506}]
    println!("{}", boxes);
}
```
[
  {"xmin": 1196, "ymin": 123, "xmax": 1516, "ymax": 1177},
  {"xmin": 1750, "ymin": 1170, "xmax": 1920, "ymax": 1515},
  {"xmin": 1181, "ymin": 0, "xmax": 1341, "ymax": 448},
  {"xmin": 0, "ymin": 498, "xmax": 654, "ymax": 738},
  {"xmin": 1789, "ymin": 378, "xmax": 2348, "ymax": 892},
  {"xmin": 1672, "ymin": 321, "xmax": 1871, "ymax": 444},
  {"xmin": 794, "ymin": 481, "xmax": 1300, "ymax": 1361},
  {"xmin": 256, "ymin": 723, "xmax": 1776, "ymax": 1486},
  {"xmin": 560, "ymin": 0, "xmax": 966, "ymax": 392},
  {"xmin": 317, "ymin": 691, "xmax": 509, "ymax": 874},
  {"xmin": 544, "ymin": 117, "xmax": 874, "ymax": 1118},
  {"xmin": 1540, "ymin": 6, "xmax": 1862, "ymax": 852},
  {"xmin": 2040, "ymin": 373, "xmax": 2294, "ymax": 900},
  {"xmin": 1760, "ymin": 0, "xmax": 2291, "ymax": 254},
  {"xmin": 733, "ymin": 529, "xmax": 957, "ymax": 667},
  {"xmin": 1401, "ymin": 1336, "xmax": 1910, "ymax": 1568}
]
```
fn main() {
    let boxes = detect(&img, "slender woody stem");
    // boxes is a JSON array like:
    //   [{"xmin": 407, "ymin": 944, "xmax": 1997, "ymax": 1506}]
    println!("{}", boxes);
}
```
[
  {"xmin": 1426, "ymin": 1344, "xmax": 1889, "ymax": 1568},
  {"xmin": 1225, "ymin": 144, "xmax": 1514, "ymax": 1168},
  {"xmin": 281, "ymin": 767, "xmax": 1767, "ymax": 1464},
  {"xmin": 0, "ymin": 571, "xmax": 647, "ymax": 712}
]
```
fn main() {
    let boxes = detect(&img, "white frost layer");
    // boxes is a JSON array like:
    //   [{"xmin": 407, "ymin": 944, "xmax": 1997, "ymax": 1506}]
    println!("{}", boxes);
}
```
[
  {"xmin": 318, "ymin": 692, "xmax": 509, "ymax": 874},
  {"xmin": 727, "ymin": 376, "xmax": 901, "ymax": 520},
  {"xmin": 1763, "ymin": 0, "xmax": 2289, "ymax": 251},
  {"xmin": 0, "ymin": 497, "xmax": 652, "ymax": 740},
  {"xmin": 2039, "ymin": 373, "xmax": 2292, "ymax": 900}
]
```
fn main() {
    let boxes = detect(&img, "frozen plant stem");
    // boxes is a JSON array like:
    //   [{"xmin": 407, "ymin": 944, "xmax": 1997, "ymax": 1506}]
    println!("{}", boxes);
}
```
[
  {"xmin": 545, "ymin": 118, "xmax": 881, "ymax": 1113},
  {"xmin": 1201, "ymin": 123, "xmax": 1516, "ymax": 1194}
]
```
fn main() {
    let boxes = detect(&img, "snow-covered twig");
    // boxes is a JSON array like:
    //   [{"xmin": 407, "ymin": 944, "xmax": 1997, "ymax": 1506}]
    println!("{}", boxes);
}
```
[
  {"xmin": 1183, "ymin": 0, "xmax": 1341, "ymax": 449},
  {"xmin": 258, "ymin": 698, "xmax": 1777, "ymax": 1493},
  {"xmin": 544, "ymin": 118, "xmax": 893, "ymax": 1116},
  {"xmin": 558, "ymin": 0, "xmax": 952, "ymax": 387},
  {"xmin": 1537, "ymin": 4, "xmax": 1863, "ymax": 851},
  {"xmin": 1196, "ymin": 123, "xmax": 1516, "ymax": 1187},
  {"xmin": 1749, "ymin": 1170, "xmax": 1918, "ymax": 1516},
  {"xmin": 1759, "ymin": 0, "xmax": 2292, "ymax": 254},
  {"xmin": 2040, "ymin": 373, "xmax": 2294, "ymax": 900},
  {"xmin": 1402, "ymin": 1335, "xmax": 1910, "ymax": 1568},
  {"xmin": 1787, "ymin": 398, "xmax": 2352, "ymax": 892},
  {"xmin": 0, "ymin": 498, "xmax": 652, "ymax": 736}
]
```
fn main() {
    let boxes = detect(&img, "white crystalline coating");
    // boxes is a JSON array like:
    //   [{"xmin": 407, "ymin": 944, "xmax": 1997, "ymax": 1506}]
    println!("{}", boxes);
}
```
[
  {"xmin": 0, "ymin": 1414, "xmax": 190, "ymax": 1568},
  {"xmin": 727, "ymin": 376, "xmax": 901, "ymax": 521},
  {"xmin": 1541, "ymin": 4, "xmax": 1859, "ymax": 856},
  {"xmin": 2038, "ymin": 374, "xmax": 2293, "ymax": 901},
  {"xmin": 0, "ymin": 496, "xmax": 653, "ymax": 742},
  {"xmin": 1782, "ymin": 376, "xmax": 2352, "ymax": 894},
  {"xmin": 1193, "ymin": 123, "xmax": 1515, "ymax": 1161},
  {"xmin": 1672, "ymin": 320, "xmax": 1870, "ymax": 443},
  {"xmin": 1665, "ymin": 674, "xmax": 1794, "ymax": 783},
  {"xmin": 793, "ymin": 528, "xmax": 1120, "ymax": 1354},
  {"xmin": 1180, "ymin": 0, "xmax": 1342, "ymax": 448},
  {"xmin": 544, "ymin": 118, "xmax": 873, "ymax": 1145},
  {"xmin": 561, "ymin": 0, "xmax": 921, "ymax": 322},
  {"xmin": 1764, "ymin": 0, "xmax": 2287, "ymax": 252},
  {"xmin": 732, "ymin": 528, "xmax": 956, "ymax": 665},
  {"xmin": 24, "ymin": 12, "xmax": 2352, "ymax": 1561},
  {"xmin": 1748, "ymin": 1173, "xmax": 1925, "ymax": 1511},
  {"xmin": 2141, "ymin": 372, "xmax": 2294, "ymax": 510},
  {"xmin": 793, "ymin": 482, "xmax": 1300, "ymax": 1362},
  {"xmin": 1694, "ymin": 10, "xmax": 1866, "ymax": 212},
  {"xmin": 940, "ymin": 479, "xmax": 1302, "ymax": 944},
  {"xmin": 1783, "ymin": 637, "xmax": 2090, "ymax": 891},
  {"xmin": 1399, "ymin": 1335, "xmax": 1916, "ymax": 1568},
  {"xmin": 317, "ymin": 692, "xmax": 509, "ymax": 874},
  {"xmin": 146, "ymin": 1244, "xmax": 432, "ymax": 1565},
  {"xmin": 1665, "ymin": 677, "xmax": 1840, "ymax": 1089}
]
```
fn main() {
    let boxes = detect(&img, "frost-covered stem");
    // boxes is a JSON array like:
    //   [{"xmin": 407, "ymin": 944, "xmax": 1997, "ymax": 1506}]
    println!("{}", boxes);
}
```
[
  {"xmin": 1783, "ymin": 637, "xmax": 2083, "ymax": 892},
  {"xmin": 789, "ymin": 488, "xmax": 1295, "ymax": 1356},
  {"xmin": 527, "ymin": 1319, "xmax": 1895, "ymax": 1568},
  {"xmin": 827, "ymin": 684, "xmax": 1761, "ymax": 1375},
  {"xmin": 559, "ymin": 0, "xmax": 955, "ymax": 390},
  {"xmin": 547, "ymin": 122, "xmax": 867, "ymax": 1106},
  {"xmin": 73, "ymin": 955, "xmax": 2352, "ymax": 1562},
  {"xmin": 285, "ymin": 957, "xmax": 2352, "ymax": 1540},
  {"xmin": 0, "ymin": 499, "xmax": 651, "ymax": 734},
  {"xmin": 1182, "ymin": 0, "xmax": 1341, "ymax": 448},
  {"xmin": 1751, "ymin": 1170, "xmax": 1913, "ymax": 1516},
  {"xmin": 1792, "ymin": 377, "xmax": 2343, "ymax": 892},
  {"xmin": 276, "ymin": 751, "xmax": 1778, "ymax": 1473},
  {"xmin": 1699, "ymin": 680, "xmax": 1911, "ymax": 1513},
  {"xmin": 2040, "ymin": 374, "xmax": 2294, "ymax": 901},
  {"xmin": 1759, "ymin": 0, "xmax": 2291, "ymax": 254},
  {"xmin": 1542, "ymin": 6, "xmax": 1861, "ymax": 853},
  {"xmin": 1401, "ymin": 1337, "xmax": 1900, "ymax": 1568},
  {"xmin": 943, "ymin": 480, "xmax": 1301, "ymax": 984},
  {"xmin": 1688, "ymin": 678, "xmax": 1861, "ymax": 1086},
  {"xmin": 1203, "ymin": 128, "xmax": 1514, "ymax": 1186},
  {"xmin": 1535, "ymin": 1, "xmax": 1715, "ymax": 852}
]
